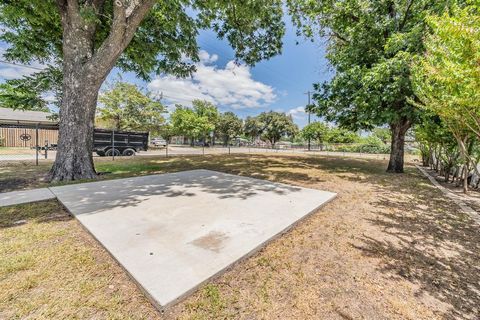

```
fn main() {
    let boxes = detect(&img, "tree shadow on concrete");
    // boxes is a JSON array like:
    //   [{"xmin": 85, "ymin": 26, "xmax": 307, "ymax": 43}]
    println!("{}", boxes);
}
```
[{"xmin": 51, "ymin": 169, "xmax": 306, "ymax": 215}]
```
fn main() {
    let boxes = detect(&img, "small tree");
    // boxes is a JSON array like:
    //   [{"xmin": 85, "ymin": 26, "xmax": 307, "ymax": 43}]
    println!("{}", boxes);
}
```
[
  {"xmin": 255, "ymin": 111, "xmax": 298, "ymax": 148},
  {"xmin": 412, "ymin": 4, "xmax": 480, "ymax": 193},
  {"xmin": 97, "ymin": 81, "xmax": 166, "ymax": 133},
  {"xmin": 301, "ymin": 122, "xmax": 329, "ymax": 148},
  {"xmin": 170, "ymin": 105, "xmax": 215, "ymax": 145},
  {"xmin": 217, "ymin": 112, "xmax": 243, "ymax": 146},
  {"xmin": 325, "ymin": 128, "xmax": 359, "ymax": 144},
  {"xmin": 157, "ymin": 123, "xmax": 175, "ymax": 143},
  {"xmin": 192, "ymin": 100, "xmax": 219, "ymax": 144},
  {"xmin": 244, "ymin": 116, "xmax": 263, "ymax": 142}
]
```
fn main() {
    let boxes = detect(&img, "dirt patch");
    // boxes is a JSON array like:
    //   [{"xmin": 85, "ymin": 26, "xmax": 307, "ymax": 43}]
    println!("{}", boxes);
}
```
[{"xmin": 190, "ymin": 231, "xmax": 229, "ymax": 253}]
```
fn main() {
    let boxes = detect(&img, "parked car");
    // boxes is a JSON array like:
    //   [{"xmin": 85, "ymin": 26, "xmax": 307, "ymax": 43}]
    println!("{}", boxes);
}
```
[
  {"xmin": 151, "ymin": 138, "xmax": 167, "ymax": 147},
  {"xmin": 93, "ymin": 129, "xmax": 149, "ymax": 156}
]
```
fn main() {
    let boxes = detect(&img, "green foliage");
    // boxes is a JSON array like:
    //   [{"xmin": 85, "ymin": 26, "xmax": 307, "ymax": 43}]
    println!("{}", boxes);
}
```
[
  {"xmin": 216, "ymin": 112, "xmax": 243, "ymax": 145},
  {"xmin": 287, "ymin": 0, "xmax": 449, "ymax": 131},
  {"xmin": 157, "ymin": 123, "xmax": 176, "ymax": 142},
  {"xmin": 301, "ymin": 122, "xmax": 329, "ymax": 144},
  {"xmin": 325, "ymin": 128, "xmax": 359, "ymax": 144},
  {"xmin": 356, "ymin": 136, "xmax": 390, "ymax": 154},
  {"xmin": 244, "ymin": 111, "xmax": 298, "ymax": 146},
  {"xmin": 412, "ymin": 3, "xmax": 480, "ymax": 141},
  {"xmin": 97, "ymin": 81, "xmax": 166, "ymax": 134},
  {"xmin": 243, "ymin": 116, "xmax": 263, "ymax": 140},
  {"xmin": 372, "ymin": 128, "xmax": 391, "ymax": 144},
  {"xmin": 170, "ymin": 101, "xmax": 219, "ymax": 139},
  {"xmin": 192, "ymin": 100, "xmax": 219, "ymax": 128},
  {"xmin": 0, "ymin": 1, "xmax": 286, "ymax": 106},
  {"xmin": 0, "ymin": 66, "xmax": 61, "ymax": 111}
]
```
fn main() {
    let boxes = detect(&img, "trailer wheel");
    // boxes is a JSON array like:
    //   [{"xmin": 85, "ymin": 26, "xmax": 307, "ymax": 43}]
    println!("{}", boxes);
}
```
[
  {"xmin": 105, "ymin": 148, "xmax": 120, "ymax": 157},
  {"xmin": 122, "ymin": 148, "xmax": 136, "ymax": 156}
]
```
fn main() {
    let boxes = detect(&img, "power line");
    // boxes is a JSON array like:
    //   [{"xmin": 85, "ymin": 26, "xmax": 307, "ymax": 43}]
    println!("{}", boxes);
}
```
[{"xmin": 0, "ymin": 60, "xmax": 45, "ymax": 71}]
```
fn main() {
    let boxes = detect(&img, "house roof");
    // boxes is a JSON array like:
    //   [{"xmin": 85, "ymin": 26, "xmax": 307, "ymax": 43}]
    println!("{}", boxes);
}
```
[{"xmin": 0, "ymin": 107, "xmax": 57, "ymax": 125}]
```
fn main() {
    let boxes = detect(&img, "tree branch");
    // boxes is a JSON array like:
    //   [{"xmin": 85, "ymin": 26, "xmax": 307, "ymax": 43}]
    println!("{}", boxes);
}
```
[
  {"xmin": 86, "ymin": 0, "xmax": 156, "ymax": 81},
  {"xmin": 399, "ymin": 0, "xmax": 414, "ymax": 31},
  {"xmin": 330, "ymin": 31, "xmax": 349, "ymax": 44}
]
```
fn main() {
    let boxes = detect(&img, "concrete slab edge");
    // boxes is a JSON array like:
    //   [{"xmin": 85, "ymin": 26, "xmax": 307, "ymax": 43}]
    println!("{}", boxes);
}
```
[
  {"xmin": 0, "ymin": 188, "xmax": 57, "ymax": 208},
  {"xmin": 51, "ymin": 192, "xmax": 165, "ymax": 316},
  {"xmin": 415, "ymin": 165, "xmax": 480, "ymax": 225},
  {"xmin": 51, "ymin": 170, "xmax": 337, "ymax": 312},
  {"xmin": 160, "ymin": 191, "xmax": 337, "ymax": 311}
]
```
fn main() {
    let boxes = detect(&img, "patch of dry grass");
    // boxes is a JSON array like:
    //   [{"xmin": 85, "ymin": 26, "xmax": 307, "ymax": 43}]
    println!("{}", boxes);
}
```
[
  {"xmin": 0, "ymin": 201, "xmax": 158, "ymax": 319},
  {"xmin": 1, "ymin": 154, "xmax": 478, "ymax": 319}
]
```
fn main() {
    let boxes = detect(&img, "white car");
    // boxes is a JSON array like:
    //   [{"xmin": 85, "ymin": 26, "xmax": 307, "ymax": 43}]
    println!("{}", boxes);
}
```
[{"xmin": 151, "ymin": 138, "xmax": 167, "ymax": 147}]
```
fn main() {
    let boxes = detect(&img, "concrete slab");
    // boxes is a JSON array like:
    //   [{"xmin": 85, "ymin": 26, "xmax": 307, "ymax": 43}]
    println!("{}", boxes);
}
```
[
  {"xmin": 0, "ymin": 188, "xmax": 56, "ymax": 207},
  {"xmin": 50, "ymin": 169, "xmax": 336, "ymax": 308}
]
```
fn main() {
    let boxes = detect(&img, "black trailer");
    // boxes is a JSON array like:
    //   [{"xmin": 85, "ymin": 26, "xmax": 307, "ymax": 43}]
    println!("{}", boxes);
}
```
[{"xmin": 93, "ymin": 129, "xmax": 149, "ymax": 157}]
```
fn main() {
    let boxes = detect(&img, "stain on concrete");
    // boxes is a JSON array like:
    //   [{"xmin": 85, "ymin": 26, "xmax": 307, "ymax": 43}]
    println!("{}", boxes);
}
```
[{"xmin": 190, "ymin": 231, "xmax": 229, "ymax": 253}]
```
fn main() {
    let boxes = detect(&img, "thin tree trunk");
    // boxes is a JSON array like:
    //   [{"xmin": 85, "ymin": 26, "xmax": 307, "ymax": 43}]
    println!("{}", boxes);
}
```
[
  {"xmin": 387, "ymin": 118, "xmax": 411, "ymax": 173},
  {"xmin": 454, "ymin": 135, "xmax": 470, "ymax": 194}
]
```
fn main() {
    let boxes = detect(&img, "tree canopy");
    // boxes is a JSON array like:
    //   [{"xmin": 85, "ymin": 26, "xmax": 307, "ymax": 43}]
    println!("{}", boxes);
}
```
[
  {"xmin": 245, "ymin": 111, "xmax": 298, "ymax": 147},
  {"xmin": 0, "ymin": 0, "xmax": 287, "ymax": 180},
  {"xmin": 170, "ymin": 101, "xmax": 218, "ymax": 142},
  {"xmin": 216, "ymin": 111, "xmax": 243, "ymax": 145},
  {"xmin": 287, "ymin": 0, "xmax": 449, "ymax": 172},
  {"xmin": 412, "ymin": 3, "xmax": 480, "ymax": 192},
  {"xmin": 301, "ymin": 122, "xmax": 329, "ymax": 144},
  {"xmin": 97, "ymin": 81, "xmax": 166, "ymax": 134}
]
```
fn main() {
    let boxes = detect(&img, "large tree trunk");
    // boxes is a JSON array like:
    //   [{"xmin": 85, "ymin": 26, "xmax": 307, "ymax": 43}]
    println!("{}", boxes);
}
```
[
  {"xmin": 50, "ymin": 0, "xmax": 155, "ymax": 181},
  {"xmin": 387, "ymin": 118, "xmax": 411, "ymax": 173},
  {"xmin": 50, "ymin": 78, "xmax": 99, "ymax": 181}
]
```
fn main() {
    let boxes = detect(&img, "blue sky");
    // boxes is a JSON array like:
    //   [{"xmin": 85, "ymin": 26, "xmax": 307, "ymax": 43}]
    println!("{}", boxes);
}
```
[
  {"xmin": 142, "ymin": 18, "xmax": 333, "ymax": 128},
  {"xmin": 0, "ymin": 17, "xmax": 332, "ymax": 128}
]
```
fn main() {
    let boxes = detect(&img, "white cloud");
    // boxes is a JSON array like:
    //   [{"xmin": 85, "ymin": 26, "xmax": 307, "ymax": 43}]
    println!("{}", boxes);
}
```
[
  {"xmin": 198, "ymin": 50, "xmax": 218, "ymax": 64},
  {"xmin": 287, "ymin": 106, "xmax": 306, "ymax": 119},
  {"xmin": 148, "ymin": 50, "xmax": 276, "ymax": 109}
]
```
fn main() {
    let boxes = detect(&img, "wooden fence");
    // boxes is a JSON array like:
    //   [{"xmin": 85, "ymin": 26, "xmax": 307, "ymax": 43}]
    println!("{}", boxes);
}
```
[{"xmin": 0, "ymin": 127, "xmax": 58, "ymax": 148}]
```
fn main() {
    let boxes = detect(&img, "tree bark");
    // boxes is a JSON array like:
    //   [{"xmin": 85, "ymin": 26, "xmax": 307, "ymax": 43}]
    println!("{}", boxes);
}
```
[
  {"xmin": 463, "ymin": 164, "xmax": 469, "ymax": 194},
  {"xmin": 50, "ymin": 1, "xmax": 156, "ymax": 181},
  {"xmin": 50, "ymin": 80, "xmax": 99, "ymax": 181},
  {"xmin": 387, "ymin": 118, "xmax": 411, "ymax": 173}
]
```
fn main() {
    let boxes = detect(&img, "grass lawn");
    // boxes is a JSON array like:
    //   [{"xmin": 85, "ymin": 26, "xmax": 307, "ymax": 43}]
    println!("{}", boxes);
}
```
[{"xmin": 0, "ymin": 154, "xmax": 479, "ymax": 319}]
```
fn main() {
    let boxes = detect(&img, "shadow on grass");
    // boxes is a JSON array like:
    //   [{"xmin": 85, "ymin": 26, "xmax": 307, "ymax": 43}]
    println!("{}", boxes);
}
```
[
  {"xmin": 242, "ymin": 155, "xmax": 479, "ymax": 319},
  {"xmin": 0, "ymin": 200, "xmax": 71, "ymax": 229},
  {"xmin": 1, "ymin": 154, "xmax": 477, "ymax": 318},
  {"xmin": 352, "ymin": 169, "xmax": 480, "ymax": 319}
]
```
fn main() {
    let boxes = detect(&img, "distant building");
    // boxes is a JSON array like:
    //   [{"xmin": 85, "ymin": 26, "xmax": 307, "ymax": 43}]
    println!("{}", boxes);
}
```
[
  {"xmin": 0, "ymin": 107, "xmax": 58, "ymax": 147},
  {"xmin": 0, "ymin": 107, "xmax": 57, "ymax": 125}
]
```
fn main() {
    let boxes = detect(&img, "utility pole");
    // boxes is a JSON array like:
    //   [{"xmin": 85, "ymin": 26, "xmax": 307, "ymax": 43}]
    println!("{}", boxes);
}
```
[{"xmin": 305, "ymin": 91, "xmax": 312, "ymax": 151}]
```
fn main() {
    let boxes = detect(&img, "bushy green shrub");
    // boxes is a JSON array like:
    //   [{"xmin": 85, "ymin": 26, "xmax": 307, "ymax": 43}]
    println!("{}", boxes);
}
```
[{"xmin": 324, "ymin": 135, "xmax": 390, "ymax": 154}]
